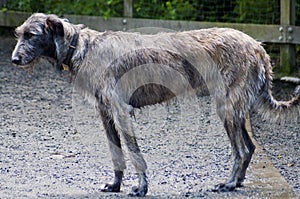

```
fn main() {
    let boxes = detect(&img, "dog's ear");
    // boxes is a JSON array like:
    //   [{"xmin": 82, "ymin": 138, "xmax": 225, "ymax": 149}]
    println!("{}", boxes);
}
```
[{"xmin": 45, "ymin": 15, "xmax": 64, "ymax": 37}]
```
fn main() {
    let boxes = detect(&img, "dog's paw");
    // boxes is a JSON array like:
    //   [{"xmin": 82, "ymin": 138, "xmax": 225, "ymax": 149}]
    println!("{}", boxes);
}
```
[
  {"xmin": 101, "ymin": 183, "xmax": 121, "ymax": 192},
  {"xmin": 212, "ymin": 183, "xmax": 236, "ymax": 192},
  {"xmin": 128, "ymin": 185, "xmax": 148, "ymax": 197}
]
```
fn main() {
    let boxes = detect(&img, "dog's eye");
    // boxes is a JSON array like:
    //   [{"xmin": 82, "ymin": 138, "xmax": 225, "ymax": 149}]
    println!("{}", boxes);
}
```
[{"xmin": 24, "ymin": 32, "xmax": 34, "ymax": 40}]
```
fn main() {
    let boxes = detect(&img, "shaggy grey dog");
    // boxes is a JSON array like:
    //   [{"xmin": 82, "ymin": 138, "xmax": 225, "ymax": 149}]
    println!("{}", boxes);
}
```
[{"xmin": 11, "ymin": 13, "xmax": 300, "ymax": 197}]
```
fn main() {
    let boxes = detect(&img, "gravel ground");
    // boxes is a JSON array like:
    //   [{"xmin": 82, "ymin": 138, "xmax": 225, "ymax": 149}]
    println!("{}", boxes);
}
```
[{"xmin": 0, "ymin": 35, "xmax": 299, "ymax": 198}]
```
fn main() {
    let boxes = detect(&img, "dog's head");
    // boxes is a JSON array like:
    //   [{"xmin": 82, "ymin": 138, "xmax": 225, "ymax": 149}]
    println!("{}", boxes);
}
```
[{"xmin": 11, "ymin": 13, "xmax": 66, "ymax": 69}]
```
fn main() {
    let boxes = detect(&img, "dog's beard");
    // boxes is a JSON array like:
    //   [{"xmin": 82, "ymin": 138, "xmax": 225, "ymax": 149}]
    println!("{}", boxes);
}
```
[
  {"xmin": 41, "ymin": 56, "xmax": 57, "ymax": 66},
  {"xmin": 13, "ymin": 57, "xmax": 37, "ymax": 71},
  {"xmin": 19, "ymin": 59, "xmax": 40, "ymax": 74},
  {"xmin": 19, "ymin": 56, "xmax": 59, "ymax": 71}
]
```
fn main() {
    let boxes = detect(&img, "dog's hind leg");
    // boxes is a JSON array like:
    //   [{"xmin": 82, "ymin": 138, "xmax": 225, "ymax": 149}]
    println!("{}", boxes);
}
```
[
  {"xmin": 110, "ymin": 96, "xmax": 148, "ymax": 197},
  {"xmin": 99, "ymin": 105, "xmax": 126, "ymax": 193},
  {"xmin": 214, "ymin": 102, "xmax": 255, "ymax": 192},
  {"xmin": 236, "ymin": 116, "xmax": 255, "ymax": 187}
]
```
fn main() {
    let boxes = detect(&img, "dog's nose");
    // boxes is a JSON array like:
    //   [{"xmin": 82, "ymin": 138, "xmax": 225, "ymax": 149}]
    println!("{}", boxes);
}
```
[{"xmin": 11, "ymin": 55, "xmax": 22, "ymax": 65}]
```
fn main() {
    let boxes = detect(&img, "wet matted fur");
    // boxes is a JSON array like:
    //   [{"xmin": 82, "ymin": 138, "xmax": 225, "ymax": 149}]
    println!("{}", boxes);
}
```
[{"xmin": 11, "ymin": 13, "xmax": 300, "ymax": 196}]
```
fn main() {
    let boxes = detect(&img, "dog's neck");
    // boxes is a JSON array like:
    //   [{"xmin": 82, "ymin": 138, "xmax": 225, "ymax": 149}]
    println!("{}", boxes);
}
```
[{"xmin": 61, "ymin": 32, "xmax": 79, "ymax": 71}]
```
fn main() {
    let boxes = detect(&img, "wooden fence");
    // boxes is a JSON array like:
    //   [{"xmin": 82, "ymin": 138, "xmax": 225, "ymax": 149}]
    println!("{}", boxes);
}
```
[{"xmin": 0, "ymin": 0, "xmax": 299, "ymax": 76}]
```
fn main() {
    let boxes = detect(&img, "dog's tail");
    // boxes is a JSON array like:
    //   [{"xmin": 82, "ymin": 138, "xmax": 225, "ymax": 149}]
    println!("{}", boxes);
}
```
[{"xmin": 255, "ymin": 81, "xmax": 300, "ymax": 124}]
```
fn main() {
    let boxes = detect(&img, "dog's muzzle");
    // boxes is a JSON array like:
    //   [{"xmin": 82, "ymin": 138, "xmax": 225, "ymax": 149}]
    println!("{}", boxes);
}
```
[{"xmin": 11, "ymin": 54, "xmax": 22, "ymax": 65}]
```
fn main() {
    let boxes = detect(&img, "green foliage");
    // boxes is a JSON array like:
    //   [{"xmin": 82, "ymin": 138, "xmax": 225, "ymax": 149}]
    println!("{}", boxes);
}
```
[
  {"xmin": 196, "ymin": 0, "xmax": 237, "ymax": 22},
  {"xmin": 133, "ymin": 0, "xmax": 236, "ymax": 22},
  {"xmin": 234, "ymin": 0, "xmax": 280, "ymax": 24},
  {"xmin": 0, "ymin": 0, "xmax": 292, "ymax": 25},
  {"xmin": 2, "ymin": 0, "xmax": 123, "ymax": 18},
  {"xmin": 133, "ymin": 0, "xmax": 197, "ymax": 20},
  {"xmin": 296, "ymin": 1, "xmax": 300, "ymax": 26}
]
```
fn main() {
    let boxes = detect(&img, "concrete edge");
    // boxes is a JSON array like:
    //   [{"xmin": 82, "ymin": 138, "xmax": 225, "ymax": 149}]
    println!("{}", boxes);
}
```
[{"xmin": 245, "ymin": 115, "xmax": 297, "ymax": 199}]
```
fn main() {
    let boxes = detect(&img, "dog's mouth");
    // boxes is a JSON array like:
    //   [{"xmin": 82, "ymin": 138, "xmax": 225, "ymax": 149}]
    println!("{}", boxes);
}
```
[
  {"xmin": 12, "ymin": 57, "xmax": 38, "ymax": 71},
  {"xmin": 13, "ymin": 56, "xmax": 59, "ymax": 72},
  {"xmin": 16, "ymin": 62, "xmax": 33, "ymax": 67}
]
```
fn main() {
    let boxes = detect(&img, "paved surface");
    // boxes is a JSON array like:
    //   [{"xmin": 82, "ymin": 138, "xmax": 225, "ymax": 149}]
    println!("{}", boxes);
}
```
[{"xmin": 0, "ymin": 35, "xmax": 299, "ymax": 198}]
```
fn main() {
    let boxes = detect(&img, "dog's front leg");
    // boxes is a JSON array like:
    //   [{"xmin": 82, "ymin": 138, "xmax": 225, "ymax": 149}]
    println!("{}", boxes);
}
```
[
  {"xmin": 111, "ymin": 97, "xmax": 148, "ymax": 197},
  {"xmin": 99, "ymin": 105, "xmax": 126, "ymax": 193}
]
